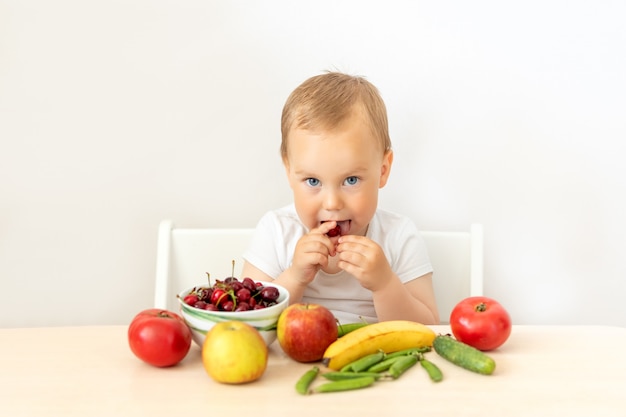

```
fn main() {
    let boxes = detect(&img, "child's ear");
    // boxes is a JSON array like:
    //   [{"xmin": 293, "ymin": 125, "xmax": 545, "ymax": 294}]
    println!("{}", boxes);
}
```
[{"xmin": 379, "ymin": 150, "xmax": 394, "ymax": 188}]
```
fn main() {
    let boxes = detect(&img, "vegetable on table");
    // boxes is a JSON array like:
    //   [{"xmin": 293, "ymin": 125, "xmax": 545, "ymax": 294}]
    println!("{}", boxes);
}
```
[
  {"xmin": 433, "ymin": 334, "xmax": 496, "ymax": 375},
  {"xmin": 449, "ymin": 296, "xmax": 512, "ymax": 351}
]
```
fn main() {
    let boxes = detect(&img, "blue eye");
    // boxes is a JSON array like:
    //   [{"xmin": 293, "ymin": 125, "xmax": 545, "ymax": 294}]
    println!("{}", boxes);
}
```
[
  {"xmin": 306, "ymin": 178, "xmax": 320, "ymax": 187},
  {"xmin": 344, "ymin": 176, "xmax": 359, "ymax": 186}
]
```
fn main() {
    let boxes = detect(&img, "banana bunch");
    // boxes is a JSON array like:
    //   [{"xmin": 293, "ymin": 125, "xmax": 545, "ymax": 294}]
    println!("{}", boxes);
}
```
[{"xmin": 322, "ymin": 320, "xmax": 436, "ymax": 370}]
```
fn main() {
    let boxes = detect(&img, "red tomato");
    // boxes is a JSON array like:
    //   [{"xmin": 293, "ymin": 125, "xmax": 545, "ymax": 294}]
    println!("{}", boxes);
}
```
[
  {"xmin": 449, "ymin": 296, "xmax": 512, "ymax": 351},
  {"xmin": 128, "ymin": 309, "xmax": 192, "ymax": 367}
]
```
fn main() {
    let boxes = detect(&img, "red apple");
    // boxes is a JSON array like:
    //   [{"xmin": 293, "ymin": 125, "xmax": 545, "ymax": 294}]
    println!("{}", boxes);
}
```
[{"xmin": 276, "ymin": 303, "xmax": 338, "ymax": 362}]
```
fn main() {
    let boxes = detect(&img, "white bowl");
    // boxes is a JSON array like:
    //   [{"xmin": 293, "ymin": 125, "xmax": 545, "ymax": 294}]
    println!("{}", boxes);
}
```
[{"xmin": 177, "ymin": 282, "xmax": 290, "ymax": 347}]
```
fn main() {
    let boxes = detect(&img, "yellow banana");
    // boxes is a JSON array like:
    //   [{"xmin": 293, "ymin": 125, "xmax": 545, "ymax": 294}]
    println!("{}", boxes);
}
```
[{"xmin": 322, "ymin": 320, "xmax": 436, "ymax": 370}]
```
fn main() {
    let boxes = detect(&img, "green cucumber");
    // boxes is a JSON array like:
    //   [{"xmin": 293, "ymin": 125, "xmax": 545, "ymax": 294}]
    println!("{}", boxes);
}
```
[{"xmin": 433, "ymin": 335, "xmax": 496, "ymax": 375}]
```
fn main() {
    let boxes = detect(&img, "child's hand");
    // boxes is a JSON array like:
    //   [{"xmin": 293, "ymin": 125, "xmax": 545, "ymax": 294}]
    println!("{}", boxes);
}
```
[
  {"xmin": 335, "ymin": 235, "xmax": 393, "ymax": 291},
  {"xmin": 290, "ymin": 222, "xmax": 338, "ymax": 285}
]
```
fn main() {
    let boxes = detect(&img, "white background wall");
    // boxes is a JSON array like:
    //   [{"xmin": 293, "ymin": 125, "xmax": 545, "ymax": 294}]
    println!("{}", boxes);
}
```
[{"xmin": 1, "ymin": 0, "xmax": 625, "ymax": 328}]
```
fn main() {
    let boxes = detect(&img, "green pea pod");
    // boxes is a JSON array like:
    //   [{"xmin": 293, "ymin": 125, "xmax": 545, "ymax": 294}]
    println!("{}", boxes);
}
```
[
  {"xmin": 341, "ymin": 350, "xmax": 385, "ymax": 373},
  {"xmin": 312, "ymin": 376, "xmax": 376, "ymax": 393},
  {"xmin": 295, "ymin": 366, "xmax": 319, "ymax": 395},
  {"xmin": 420, "ymin": 358, "xmax": 443, "ymax": 382},
  {"xmin": 385, "ymin": 346, "xmax": 431, "ymax": 359},
  {"xmin": 388, "ymin": 354, "xmax": 419, "ymax": 379},
  {"xmin": 321, "ymin": 371, "xmax": 383, "ymax": 381},
  {"xmin": 337, "ymin": 322, "xmax": 369, "ymax": 338},
  {"xmin": 366, "ymin": 355, "xmax": 404, "ymax": 373}
]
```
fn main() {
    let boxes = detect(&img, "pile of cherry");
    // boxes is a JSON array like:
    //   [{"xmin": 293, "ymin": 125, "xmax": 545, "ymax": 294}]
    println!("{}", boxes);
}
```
[{"xmin": 182, "ymin": 276, "xmax": 280, "ymax": 312}]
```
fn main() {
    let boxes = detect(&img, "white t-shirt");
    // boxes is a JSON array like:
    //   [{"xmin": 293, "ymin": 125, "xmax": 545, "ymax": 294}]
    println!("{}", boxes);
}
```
[{"xmin": 243, "ymin": 204, "xmax": 433, "ymax": 324}]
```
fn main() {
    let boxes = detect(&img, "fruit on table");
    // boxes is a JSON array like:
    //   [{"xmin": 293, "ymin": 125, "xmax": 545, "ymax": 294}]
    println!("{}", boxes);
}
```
[
  {"xmin": 322, "ymin": 320, "xmax": 436, "ymax": 370},
  {"xmin": 433, "ymin": 334, "xmax": 496, "ymax": 375},
  {"xmin": 449, "ymin": 296, "xmax": 512, "ymax": 351},
  {"xmin": 128, "ymin": 309, "xmax": 192, "ymax": 367},
  {"xmin": 202, "ymin": 321, "xmax": 268, "ymax": 384},
  {"xmin": 181, "ymin": 275, "xmax": 281, "ymax": 312},
  {"xmin": 277, "ymin": 303, "xmax": 338, "ymax": 362}
]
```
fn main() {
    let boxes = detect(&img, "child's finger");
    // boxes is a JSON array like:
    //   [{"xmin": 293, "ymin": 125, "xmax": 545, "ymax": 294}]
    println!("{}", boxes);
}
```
[{"xmin": 314, "ymin": 221, "xmax": 338, "ymax": 235}]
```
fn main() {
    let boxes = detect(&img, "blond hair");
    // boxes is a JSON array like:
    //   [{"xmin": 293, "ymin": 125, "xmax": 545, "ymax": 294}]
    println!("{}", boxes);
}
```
[{"xmin": 280, "ymin": 72, "xmax": 391, "ymax": 160}]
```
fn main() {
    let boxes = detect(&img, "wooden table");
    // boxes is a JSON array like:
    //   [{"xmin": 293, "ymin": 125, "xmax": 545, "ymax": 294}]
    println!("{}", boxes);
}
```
[{"xmin": 1, "ymin": 325, "xmax": 625, "ymax": 416}]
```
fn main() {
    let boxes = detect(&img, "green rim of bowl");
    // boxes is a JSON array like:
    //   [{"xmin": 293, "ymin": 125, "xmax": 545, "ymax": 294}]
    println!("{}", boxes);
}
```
[{"xmin": 180, "ymin": 305, "xmax": 278, "ymax": 332}]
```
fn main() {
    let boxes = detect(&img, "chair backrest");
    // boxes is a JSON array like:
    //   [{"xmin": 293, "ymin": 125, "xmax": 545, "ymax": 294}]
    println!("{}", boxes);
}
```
[
  {"xmin": 154, "ymin": 220, "xmax": 484, "ymax": 322},
  {"xmin": 154, "ymin": 220, "xmax": 256, "ymax": 311},
  {"xmin": 422, "ymin": 224, "xmax": 484, "ymax": 323}
]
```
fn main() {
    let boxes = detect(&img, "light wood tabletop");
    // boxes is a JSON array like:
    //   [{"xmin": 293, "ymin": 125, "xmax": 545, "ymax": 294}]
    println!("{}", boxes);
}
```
[{"xmin": 1, "ymin": 324, "xmax": 625, "ymax": 416}]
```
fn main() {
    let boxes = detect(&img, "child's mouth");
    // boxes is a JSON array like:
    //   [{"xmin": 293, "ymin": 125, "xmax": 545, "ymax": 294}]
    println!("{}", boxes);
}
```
[{"xmin": 323, "ymin": 220, "xmax": 351, "ymax": 237}]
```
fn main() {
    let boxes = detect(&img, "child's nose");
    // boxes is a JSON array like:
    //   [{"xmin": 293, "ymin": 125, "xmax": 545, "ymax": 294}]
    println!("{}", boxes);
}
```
[{"xmin": 322, "ymin": 189, "xmax": 343, "ymax": 210}]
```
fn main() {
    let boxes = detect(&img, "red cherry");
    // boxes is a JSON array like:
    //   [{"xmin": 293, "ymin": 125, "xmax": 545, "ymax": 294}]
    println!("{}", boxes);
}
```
[
  {"xmin": 235, "ymin": 302, "xmax": 250, "ymax": 312},
  {"xmin": 326, "ymin": 225, "xmax": 341, "ymax": 237},
  {"xmin": 210, "ymin": 289, "xmax": 226, "ymax": 306},
  {"xmin": 187, "ymin": 275, "xmax": 281, "ymax": 313},
  {"xmin": 242, "ymin": 277, "xmax": 256, "ymax": 292},
  {"xmin": 236, "ymin": 287, "xmax": 252, "ymax": 303},
  {"xmin": 184, "ymin": 294, "xmax": 199, "ymax": 305},
  {"xmin": 260, "ymin": 286, "xmax": 279, "ymax": 302},
  {"xmin": 195, "ymin": 287, "xmax": 212, "ymax": 301}
]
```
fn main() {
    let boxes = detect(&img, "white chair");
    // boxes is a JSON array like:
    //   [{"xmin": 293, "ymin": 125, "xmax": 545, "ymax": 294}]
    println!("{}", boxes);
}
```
[
  {"xmin": 422, "ymin": 224, "xmax": 484, "ymax": 323},
  {"xmin": 154, "ymin": 220, "xmax": 484, "ymax": 323},
  {"xmin": 154, "ymin": 220, "xmax": 256, "ymax": 311}
]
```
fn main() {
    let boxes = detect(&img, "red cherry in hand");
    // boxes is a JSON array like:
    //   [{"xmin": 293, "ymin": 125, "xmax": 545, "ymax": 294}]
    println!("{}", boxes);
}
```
[{"xmin": 326, "ymin": 225, "xmax": 341, "ymax": 237}]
